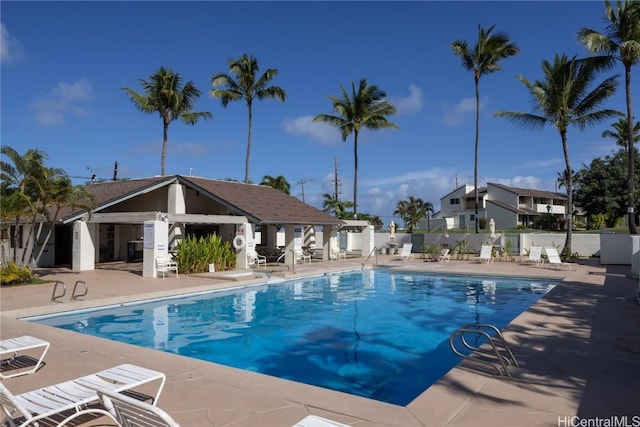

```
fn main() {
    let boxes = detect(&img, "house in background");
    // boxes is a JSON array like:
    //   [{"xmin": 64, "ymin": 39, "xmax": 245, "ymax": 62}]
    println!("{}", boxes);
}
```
[
  {"xmin": 436, "ymin": 184, "xmax": 487, "ymax": 230},
  {"xmin": 436, "ymin": 183, "xmax": 572, "ymax": 231},
  {"xmin": 486, "ymin": 183, "xmax": 568, "ymax": 230}
]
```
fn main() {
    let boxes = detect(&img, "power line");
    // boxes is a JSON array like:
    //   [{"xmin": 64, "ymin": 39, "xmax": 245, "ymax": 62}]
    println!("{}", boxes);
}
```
[{"xmin": 297, "ymin": 179, "xmax": 307, "ymax": 203}]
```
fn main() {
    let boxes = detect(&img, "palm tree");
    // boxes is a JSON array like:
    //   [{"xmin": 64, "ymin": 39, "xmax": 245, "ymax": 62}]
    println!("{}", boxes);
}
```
[
  {"xmin": 322, "ymin": 192, "xmax": 353, "ymax": 218},
  {"xmin": 211, "ymin": 54, "xmax": 286, "ymax": 183},
  {"xmin": 578, "ymin": 0, "xmax": 640, "ymax": 234},
  {"xmin": 602, "ymin": 117, "xmax": 640, "ymax": 152},
  {"xmin": 122, "ymin": 66, "xmax": 212, "ymax": 176},
  {"xmin": 260, "ymin": 175, "xmax": 291, "ymax": 195},
  {"xmin": 451, "ymin": 25, "xmax": 520, "ymax": 233},
  {"xmin": 394, "ymin": 196, "xmax": 432, "ymax": 232},
  {"xmin": 314, "ymin": 79, "xmax": 398, "ymax": 216},
  {"xmin": 0, "ymin": 146, "xmax": 94, "ymax": 267},
  {"xmin": 496, "ymin": 54, "xmax": 622, "ymax": 257}
]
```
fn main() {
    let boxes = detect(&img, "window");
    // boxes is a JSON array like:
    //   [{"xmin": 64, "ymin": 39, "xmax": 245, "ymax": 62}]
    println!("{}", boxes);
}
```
[
  {"xmin": 470, "ymin": 214, "xmax": 475, "ymax": 221},
  {"xmin": 450, "ymin": 198, "xmax": 460, "ymax": 205}
]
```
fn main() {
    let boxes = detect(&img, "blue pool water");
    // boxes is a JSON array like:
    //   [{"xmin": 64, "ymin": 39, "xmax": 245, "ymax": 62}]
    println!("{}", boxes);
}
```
[{"xmin": 29, "ymin": 269, "xmax": 554, "ymax": 405}]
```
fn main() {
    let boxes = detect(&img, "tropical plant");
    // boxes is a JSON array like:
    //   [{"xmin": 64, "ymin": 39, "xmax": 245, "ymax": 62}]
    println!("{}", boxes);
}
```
[
  {"xmin": 0, "ymin": 146, "xmax": 95, "ymax": 267},
  {"xmin": 0, "ymin": 261, "xmax": 34, "ymax": 286},
  {"xmin": 211, "ymin": 54, "xmax": 286, "ymax": 183},
  {"xmin": 602, "ymin": 117, "xmax": 640, "ymax": 152},
  {"xmin": 322, "ymin": 192, "xmax": 353, "ymax": 217},
  {"xmin": 314, "ymin": 79, "xmax": 398, "ymax": 216},
  {"xmin": 575, "ymin": 147, "xmax": 640, "ymax": 226},
  {"xmin": 578, "ymin": 0, "xmax": 640, "ymax": 233},
  {"xmin": 174, "ymin": 234, "xmax": 236, "ymax": 274},
  {"xmin": 122, "ymin": 66, "xmax": 212, "ymax": 176},
  {"xmin": 260, "ymin": 175, "xmax": 291, "ymax": 195},
  {"xmin": 394, "ymin": 196, "xmax": 432, "ymax": 233},
  {"xmin": 450, "ymin": 24, "xmax": 520, "ymax": 233},
  {"xmin": 495, "ymin": 54, "xmax": 622, "ymax": 257}
]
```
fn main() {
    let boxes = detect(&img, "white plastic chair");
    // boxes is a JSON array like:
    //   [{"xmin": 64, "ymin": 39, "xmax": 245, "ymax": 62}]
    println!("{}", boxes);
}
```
[
  {"xmin": 97, "ymin": 388, "xmax": 180, "ymax": 427},
  {"xmin": 472, "ymin": 245, "xmax": 494, "ymax": 264},
  {"xmin": 394, "ymin": 243, "xmax": 413, "ymax": 261},
  {"xmin": 0, "ymin": 335, "xmax": 50, "ymax": 379},
  {"xmin": 156, "ymin": 256, "xmax": 178, "ymax": 278},
  {"xmin": 0, "ymin": 364, "xmax": 165, "ymax": 427},
  {"xmin": 521, "ymin": 246, "xmax": 543, "ymax": 266}
]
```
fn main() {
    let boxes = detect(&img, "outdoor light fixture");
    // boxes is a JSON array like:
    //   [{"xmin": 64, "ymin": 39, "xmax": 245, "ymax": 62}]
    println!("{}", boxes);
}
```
[{"xmin": 546, "ymin": 205, "xmax": 552, "ymax": 232}]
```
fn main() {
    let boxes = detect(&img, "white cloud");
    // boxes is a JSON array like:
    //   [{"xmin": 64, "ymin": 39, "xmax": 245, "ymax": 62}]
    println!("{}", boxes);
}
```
[
  {"xmin": 388, "ymin": 85, "xmax": 423, "ymax": 115},
  {"xmin": 282, "ymin": 115, "xmax": 341, "ymax": 145},
  {"xmin": 485, "ymin": 175, "xmax": 544, "ymax": 190},
  {"xmin": 442, "ymin": 96, "xmax": 490, "ymax": 126},
  {"xmin": 0, "ymin": 23, "xmax": 25, "ymax": 64},
  {"xmin": 31, "ymin": 79, "xmax": 92, "ymax": 126},
  {"xmin": 170, "ymin": 142, "xmax": 211, "ymax": 157}
]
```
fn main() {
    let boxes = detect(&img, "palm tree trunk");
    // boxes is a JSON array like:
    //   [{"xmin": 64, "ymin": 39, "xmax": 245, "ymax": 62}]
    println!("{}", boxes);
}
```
[
  {"xmin": 353, "ymin": 130, "xmax": 359, "ymax": 217},
  {"xmin": 625, "ymin": 64, "xmax": 637, "ymax": 234},
  {"xmin": 561, "ymin": 130, "xmax": 572, "ymax": 258},
  {"xmin": 245, "ymin": 103, "xmax": 253, "ymax": 183},
  {"xmin": 474, "ymin": 75, "xmax": 480, "ymax": 233},
  {"xmin": 161, "ymin": 116, "xmax": 169, "ymax": 176}
]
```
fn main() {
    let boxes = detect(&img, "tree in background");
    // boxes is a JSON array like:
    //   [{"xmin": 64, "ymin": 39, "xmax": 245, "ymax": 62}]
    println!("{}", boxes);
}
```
[
  {"xmin": 0, "ymin": 146, "xmax": 94, "ymax": 267},
  {"xmin": 394, "ymin": 196, "xmax": 432, "ymax": 232},
  {"xmin": 575, "ymin": 152, "xmax": 632, "ymax": 228},
  {"xmin": 314, "ymin": 79, "xmax": 398, "ymax": 216},
  {"xmin": 211, "ymin": 54, "xmax": 286, "ymax": 183},
  {"xmin": 122, "ymin": 66, "xmax": 212, "ymax": 176},
  {"xmin": 578, "ymin": 0, "xmax": 640, "ymax": 234},
  {"xmin": 601, "ymin": 117, "xmax": 640, "ymax": 152},
  {"xmin": 260, "ymin": 175, "xmax": 291, "ymax": 195},
  {"xmin": 451, "ymin": 24, "xmax": 519, "ymax": 233},
  {"xmin": 322, "ymin": 192, "xmax": 353, "ymax": 217},
  {"xmin": 496, "ymin": 54, "xmax": 622, "ymax": 257}
]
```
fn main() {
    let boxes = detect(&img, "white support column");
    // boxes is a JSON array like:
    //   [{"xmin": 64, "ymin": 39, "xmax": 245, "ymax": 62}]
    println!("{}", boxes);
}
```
[
  {"xmin": 283, "ymin": 224, "xmax": 296, "ymax": 264},
  {"xmin": 234, "ymin": 223, "xmax": 250, "ymax": 269},
  {"xmin": 326, "ymin": 226, "xmax": 338, "ymax": 260},
  {"xmin": 143, "ymin": 220, "xmax": 169, "ymax": 278},
  {"xmin": 168, "ymin": 182, "xmax": 186, "ymax": 251},
  {"xmin": 72, "ymin": 221, "xmax": 95, "ymax": 272},
  {"xmin": 361, "ymin": 225, "xmax": 375, "ymax": 257}
]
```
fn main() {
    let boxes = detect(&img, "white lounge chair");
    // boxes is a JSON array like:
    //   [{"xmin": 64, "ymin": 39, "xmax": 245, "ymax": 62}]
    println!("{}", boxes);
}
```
[
  {"xmin": 293, "ymin": 414, "xmax": 351, "ymax": 426},
  {"xmin": 156, "ymin": 256, "xmax": 178, "ymax": 278},
  {"xmin": 521, "ymin": 246, "xmax": 543, "ymax": 266},
  {"xmin": 438, "ymin": 248, "xmax": 451, "ymax": 262},
  {"xmin": 248, "ymin": 249, "xmax": 267, "ymax": 268},
  {"xmin": 472, "ymin": 245, "xmax": 494, "ymax": 264},
  {"xmin": 0, "ymin": 363, "xmax": 166, "ymax": 427},
  {"xmin": 544, "ymin": 247, "xmax": 574, "ymax": 270},
  {"xmin": 295, "ymin": 248, "xmax": 311, "ymax": 264},
  {"xmin": 330, "ymin": 242, "xmax": 346, "ymax": 260},
  {"xmin": 394, "ymin": 243, "xmax": 413, "ymax": 261},
  {"xmin": 0, "ymin": 335, "xmax": 50, "ymax": 379},
  {"xmin": 97, "ymin": 388, "xmax": 180, "ymax": 427}
]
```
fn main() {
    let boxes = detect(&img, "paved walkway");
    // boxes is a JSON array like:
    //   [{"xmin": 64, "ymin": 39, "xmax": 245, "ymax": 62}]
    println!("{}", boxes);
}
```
[{"xmin": 1, "ymin": 256, "xmax": 639, "ymax": 426}]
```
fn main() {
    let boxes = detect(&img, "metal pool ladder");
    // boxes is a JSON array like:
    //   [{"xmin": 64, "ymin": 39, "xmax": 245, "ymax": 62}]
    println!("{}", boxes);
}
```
[
  {"xmin": 51, "ymin": 280, "xmax": 88, "ymax": 302},
  {"xmin": 361, "ymin": 247, "xmax": 378, "ymax": 270},
  {"xmin": 449, "ymin": 323, "xmax": 519, "ymax": 377}
]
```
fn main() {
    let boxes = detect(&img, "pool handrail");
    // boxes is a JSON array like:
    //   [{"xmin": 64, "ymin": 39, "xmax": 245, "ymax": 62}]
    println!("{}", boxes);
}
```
[{"xmin": 361, "ymin": 247, "xmax": 378, "ymax": 270}]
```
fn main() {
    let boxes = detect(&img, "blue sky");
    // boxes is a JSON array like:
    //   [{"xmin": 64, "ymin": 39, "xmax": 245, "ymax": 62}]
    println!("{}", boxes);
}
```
[{"xmin": 1, "ymin": 1, "xmax": 628, "ymax": 223}]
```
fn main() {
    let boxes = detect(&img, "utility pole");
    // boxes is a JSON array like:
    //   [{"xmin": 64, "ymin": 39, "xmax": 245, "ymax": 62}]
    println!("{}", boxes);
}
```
[{"xmin": 297, "ymin": 179, "xmax": 307, "ymax": 203}]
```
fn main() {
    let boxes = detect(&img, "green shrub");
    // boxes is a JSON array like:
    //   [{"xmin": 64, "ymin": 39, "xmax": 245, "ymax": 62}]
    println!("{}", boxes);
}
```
[
  {"xmin": 479, "ymin": 217, "xmax": 487, "ymax": 229},
  {"xmin": 0, "ymin": 262, "xmax": 34, "ymax": 286},
  {"xmin": 174, "ymin": 234, "xmax": 236, "ymax": 274}
]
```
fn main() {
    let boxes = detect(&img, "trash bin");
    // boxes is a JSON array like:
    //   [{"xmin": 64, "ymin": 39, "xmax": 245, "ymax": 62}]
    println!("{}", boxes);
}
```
[{"xmin": 127, "ymin": 241, "xmax": 142, "ymax": 262}]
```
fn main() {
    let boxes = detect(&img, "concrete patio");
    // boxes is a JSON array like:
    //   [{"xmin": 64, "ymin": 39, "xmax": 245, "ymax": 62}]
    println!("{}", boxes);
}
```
[{"xmin": 1, "ymin": 255, "xmax": 639, "ymax": 426}]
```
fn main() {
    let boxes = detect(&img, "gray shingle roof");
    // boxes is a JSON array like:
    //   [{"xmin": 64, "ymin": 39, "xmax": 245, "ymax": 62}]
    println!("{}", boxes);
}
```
[{"xmin": 61, "ymin": 175, "xmax": 343, "ymax": 226}]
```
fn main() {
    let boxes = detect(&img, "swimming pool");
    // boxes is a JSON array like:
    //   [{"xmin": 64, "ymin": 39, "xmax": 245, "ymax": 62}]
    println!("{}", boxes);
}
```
[{"xmin": 29, "ymin": 269, "xmax": 555, "ymax": 405}]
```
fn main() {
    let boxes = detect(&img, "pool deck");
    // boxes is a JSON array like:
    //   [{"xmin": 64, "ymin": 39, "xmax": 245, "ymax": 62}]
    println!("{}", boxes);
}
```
[{"xmin": 1, "ymin": 255, "xmax": 639, "ymax": 426}]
